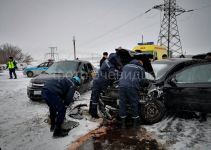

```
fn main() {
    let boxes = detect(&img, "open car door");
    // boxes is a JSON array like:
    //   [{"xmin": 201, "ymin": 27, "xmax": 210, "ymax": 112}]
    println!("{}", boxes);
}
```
[{"xmin": 117, "ymin": 48, "xmax": 155, "ymax": 78}]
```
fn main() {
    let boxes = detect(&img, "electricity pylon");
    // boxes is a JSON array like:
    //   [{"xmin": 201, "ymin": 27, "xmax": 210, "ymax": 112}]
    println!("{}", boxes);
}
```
[{"xmin": 153, "ymin": 0, "xmax": 186, "ymax": 57}]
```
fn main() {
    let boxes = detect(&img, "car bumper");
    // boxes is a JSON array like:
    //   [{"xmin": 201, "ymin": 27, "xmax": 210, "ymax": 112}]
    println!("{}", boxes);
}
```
[{"xmin": 27, "ymin": 86, "xmax": 43, "ymax": 100}]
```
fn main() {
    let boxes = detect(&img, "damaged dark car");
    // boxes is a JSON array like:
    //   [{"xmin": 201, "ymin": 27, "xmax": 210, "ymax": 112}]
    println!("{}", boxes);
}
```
[{"xmin": 98, "ymin": 49, "xmax": 211, "ymax": 124}]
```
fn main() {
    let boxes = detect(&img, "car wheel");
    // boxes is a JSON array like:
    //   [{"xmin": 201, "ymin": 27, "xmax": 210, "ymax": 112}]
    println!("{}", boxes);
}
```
[
  {"xmin": 27, "ymin": 71, "xmax": 33, "ymax": 77},
  {"xmin": 140, "ymin": 100, "xmax": 165, "ymax": 124}
]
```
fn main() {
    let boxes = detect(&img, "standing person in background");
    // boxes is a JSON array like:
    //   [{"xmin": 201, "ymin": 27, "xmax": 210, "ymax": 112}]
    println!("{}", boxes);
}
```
[
  {"xmin": 162, "ymin": 54, "xmax": 168, "ymax": 59},
  {"xmin": 179, "ymin": 55, "xmax": 185, "ymax": 58},
  {"xmin": 148, "ymin": 54, "xmax": 153, "ymax": 61},
  {"xmin": 6, "ymin": 57, "xmax": 17, "ymax": 79},
  {"xmin": 100, "ymin": 52, "xmax": 108, "ymax": 67}
]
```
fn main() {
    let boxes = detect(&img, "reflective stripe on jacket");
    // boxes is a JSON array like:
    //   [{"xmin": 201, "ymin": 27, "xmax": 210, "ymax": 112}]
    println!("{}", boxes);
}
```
[{"xmin": 8, "ymin": 61, "xmax": 15, "ymax": 69}]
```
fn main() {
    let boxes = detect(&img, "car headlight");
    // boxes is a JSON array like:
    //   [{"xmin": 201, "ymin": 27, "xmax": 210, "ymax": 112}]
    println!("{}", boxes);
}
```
[{"xmin": 27, "ymin": 82, "xmax": 32, "ymax": 87}]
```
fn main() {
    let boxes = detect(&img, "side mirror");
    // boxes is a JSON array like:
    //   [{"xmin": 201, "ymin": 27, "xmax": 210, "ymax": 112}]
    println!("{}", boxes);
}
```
[{"xmin": 169, "ymin": 78, "xmax": 177, "ymax": 86}]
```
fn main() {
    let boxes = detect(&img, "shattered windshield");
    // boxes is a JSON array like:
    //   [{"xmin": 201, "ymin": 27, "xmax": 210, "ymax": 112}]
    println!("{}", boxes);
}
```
[
  {"xmin": 45, "ymin": 62, "xmax": 78, "ymax": 75},
  {"xmin": 151, "ymin": 63, "xmax": 173, "ymax": 79}
]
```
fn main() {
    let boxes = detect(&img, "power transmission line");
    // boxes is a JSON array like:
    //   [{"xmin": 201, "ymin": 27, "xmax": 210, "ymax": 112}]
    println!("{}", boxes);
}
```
[
  {"xmin": 177, "ymin": 4, "xmax": 211, "ymax": 21},
  {"xmin": 76, "ymin": 22, "xmax": 160, "ymax": 51},
  {"xmin": 145, "ymin": 11, "xmax": 160, "ymax": 18},
  {"xmin": 75, "ymin": 9, "xmax": 152, "ymax": 48}
]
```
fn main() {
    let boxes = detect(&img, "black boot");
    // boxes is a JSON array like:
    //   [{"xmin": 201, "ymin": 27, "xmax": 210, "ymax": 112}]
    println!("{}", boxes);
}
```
[
  {"xmin": 133, "ymin": 118, "xmax": 139, "ymax": 128},
  {"xmin": 9, "ymin": 77, "xmax": 13, "ymax": 79},
  {"xmin": 53, "ymin": 125, "xmax": 68, "ymax": 138},
  {"xmin": 14, "ymin": 77, "xmax": 17, "ymax": 79},
  {"xmin": 50, "ymin": 120, "xmax": 55, "ymax": 132},
  {"xmin": 89, "ymin": 100, "xmax": 92, "ymax": 115},
  {"xmin": 91, "ymin": 104, "xmax": 99, "ymax": 119},
  {"xmin": 121, "ymin": 118, "xmax": 126, "ymax": 129}
]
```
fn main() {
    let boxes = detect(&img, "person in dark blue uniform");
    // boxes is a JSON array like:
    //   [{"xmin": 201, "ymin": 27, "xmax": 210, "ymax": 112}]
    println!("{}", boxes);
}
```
[
  {"xmin": 89, "ymin": 48, "xmax": 121, "ymax": 118},
  {"xmin": 41, "ymin": 77, "xmax": 80, "ymax": 138},
  {"xmin": 119, "ymin": 59, "xmax": 146, "ymax": 128}
]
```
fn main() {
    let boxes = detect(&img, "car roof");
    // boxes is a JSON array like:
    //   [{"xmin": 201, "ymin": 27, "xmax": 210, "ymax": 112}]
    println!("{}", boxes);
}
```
[
  {"xmin": 152, "ymin": 58, "xmax": 192, "ymax": 64},
  {"xmin": 56, "ymin": 60, "xmax": 91, "ymax": 63},
  {"xmin": 152, "ymin": 58, "xmax": 210, "ymax": 67}
]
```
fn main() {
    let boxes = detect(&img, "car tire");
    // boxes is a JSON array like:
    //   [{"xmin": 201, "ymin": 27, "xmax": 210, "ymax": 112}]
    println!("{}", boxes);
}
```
[
  {"xmin": 27, "ymin": 71, "xmax": 33, "ymax": 77},
  {"xmin": 140, "ymin": 100, "xmax": 165, "ymax": 124}
]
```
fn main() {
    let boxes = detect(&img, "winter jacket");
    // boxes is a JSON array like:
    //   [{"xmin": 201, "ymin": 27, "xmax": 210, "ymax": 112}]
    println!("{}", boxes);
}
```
[
  {"xmin": 42, "ymin": 78, "xmax": 76, "ymax": 106},
  {"xmin": 7, "ymin": 60, "xmax": 17, "ymax": 69},
  {"xmin": 100, "ymin": 57, "xmax": 107, "ymax": 67},
  {"xmin": 94, "ymin": 51, "xmax": 119, "ymax": 90},
  {"xmin": 119, "ymin": 59, "xmax": 146, "ymax": 90}
]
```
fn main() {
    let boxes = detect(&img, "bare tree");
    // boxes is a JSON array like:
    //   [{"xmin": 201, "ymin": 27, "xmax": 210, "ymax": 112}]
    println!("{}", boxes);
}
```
[
  {"xmin": 0, "ymin": 43, "xmax": 33, "ymax": 64},
  {"xmin": 22, "ymin": 53, "xmax": 33, "ymax": 64}
]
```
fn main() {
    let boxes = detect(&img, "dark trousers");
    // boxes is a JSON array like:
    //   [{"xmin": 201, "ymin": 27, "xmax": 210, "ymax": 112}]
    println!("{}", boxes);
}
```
[
  {"xmin": 41, "ymin": 89, "xmax": 67, "ymax": 126},
  {"xmin": 201, "ymin": 113, "xmax": 207, "ymax": 119},
  {"xmin": 9, "ymin": 68, "xmax": 17, "ymax": 78},
  {"xmin": 90, "ymin": 80, "xmax": 104, "ymax": 117},
  {"xmin": 119, "ymin": 87, "xmax": 139, "ymax": 119}
]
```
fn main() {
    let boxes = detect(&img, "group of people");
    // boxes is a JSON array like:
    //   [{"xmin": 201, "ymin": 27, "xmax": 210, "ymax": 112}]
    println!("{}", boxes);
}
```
[
  {"xmin": 17, "ymin": 50, "xmax": 209, "ymax": 138},
  {"xmin": 89, "ymin": 47, "xmax": 146, "ymax": 128}
]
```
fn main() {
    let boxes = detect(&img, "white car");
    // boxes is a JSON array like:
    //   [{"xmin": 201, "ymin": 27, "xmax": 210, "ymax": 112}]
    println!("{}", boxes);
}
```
[
  {"xmin": 16, "ymin": 62, "xmax": 27, "ymax": 70},
  {"xmin": 0, "ymin": 65, "xmax": 3, "ymax": 73}
]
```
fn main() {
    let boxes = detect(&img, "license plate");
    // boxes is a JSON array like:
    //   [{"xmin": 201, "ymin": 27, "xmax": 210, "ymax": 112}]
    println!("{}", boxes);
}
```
[{"xmin": 34, "ymin": 91, "xmax": 41, "ymax": 95}]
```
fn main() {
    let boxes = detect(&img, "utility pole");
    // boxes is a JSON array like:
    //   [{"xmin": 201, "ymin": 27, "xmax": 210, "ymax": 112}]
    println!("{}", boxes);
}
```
[
  {"xmin": 73, "ymin": 36, "xmax": 76, "ymax": 60},
  {"xmin": 153, "ymin": 0, "xmax": 186, "ymax": 57}
]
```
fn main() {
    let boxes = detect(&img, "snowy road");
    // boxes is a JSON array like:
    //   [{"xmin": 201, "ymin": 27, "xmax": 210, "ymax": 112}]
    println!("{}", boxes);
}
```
[
  {"xmin": 0, "ymin": 71, "xmax": 100, "ymax": 150},
  {"xmin": 1, "ymin": 70, "xmax": 211, "ymax": 150}
]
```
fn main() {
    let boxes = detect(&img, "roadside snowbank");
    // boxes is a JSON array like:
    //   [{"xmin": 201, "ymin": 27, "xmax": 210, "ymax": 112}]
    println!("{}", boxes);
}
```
[{"xmin": 0, "ymin": 71, "xmax": 100, "ymax": 150}]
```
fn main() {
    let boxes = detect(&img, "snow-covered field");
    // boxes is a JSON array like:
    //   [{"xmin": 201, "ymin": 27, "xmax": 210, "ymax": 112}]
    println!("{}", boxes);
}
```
[{"xmin": 0, "ymin": 70, "xmax": 100, "ymax": 150}]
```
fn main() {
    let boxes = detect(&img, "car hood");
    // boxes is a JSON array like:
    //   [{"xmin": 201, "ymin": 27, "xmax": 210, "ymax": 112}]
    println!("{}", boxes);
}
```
[
  {"xmin": 31, "ymin": 74, "xmax": 72, "ymax": 84},
  {"xmin": 117, "ymin": 48, "xmax": 155, "ymax": 77}
]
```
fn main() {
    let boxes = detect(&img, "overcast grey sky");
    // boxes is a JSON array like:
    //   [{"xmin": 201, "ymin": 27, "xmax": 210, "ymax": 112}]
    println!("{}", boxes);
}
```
[{"xmin": 0, "ymin": 0, "xmax": 211, "ymax": 60}]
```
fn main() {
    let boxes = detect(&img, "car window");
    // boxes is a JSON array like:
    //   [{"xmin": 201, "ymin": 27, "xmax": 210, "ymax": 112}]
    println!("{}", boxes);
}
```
[
  {"xmin": 45, "ymin": 62, "xmax": 78, "ymax": 75},
  {"xmin": 176, "ymin": 64, "xmax": 211, "ymax": 83},
  {"xmin": 140, "ymin": 51, "xmax": 153, "ymax": 55},
  {"xmin": 151, "ymin": 63, "xmax": 173, "ymax": 80},
  {"xmin": 38, "ymin": 62, "xmax": 48, "ymax": 67},
  {"xmin": 81, "ymin": 64, "xmax": 88, "ymax": 73},
  {"xmin": 153, "ymin": 52, "xmax": 157, "ymax": 60}
]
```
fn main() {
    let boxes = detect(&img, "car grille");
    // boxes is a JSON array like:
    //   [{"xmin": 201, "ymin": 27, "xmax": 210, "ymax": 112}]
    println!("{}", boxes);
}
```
[{"xmin": 33, "ymin": 83, "xmax": 44, "ymax": 87}]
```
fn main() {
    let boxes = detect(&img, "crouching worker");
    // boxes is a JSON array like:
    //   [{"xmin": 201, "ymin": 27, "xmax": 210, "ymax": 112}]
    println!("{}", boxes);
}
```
[
  {"xmin": 119, "ymin": 59, "xmax": 145, "ymax": 128},
  {"xmin": 41, "ymin": 77, "xmax": 81, "ymax": 138},
  {"xmin": 89, "ymin": 50, "xmax": 120, "ymax": 119}
]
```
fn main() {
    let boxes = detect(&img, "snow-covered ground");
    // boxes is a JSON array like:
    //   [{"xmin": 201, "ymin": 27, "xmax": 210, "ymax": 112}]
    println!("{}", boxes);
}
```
[
  {"xmin": 0, "ymin": 70, "xmax": 100, "ymax": 150},
  {"xmin": 1, "ymin": 69, "xmax": 211, "ymax": 150},
  {"xmin": 144, "ymin": 112, "xmax": 211, "ymax": 150}
]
